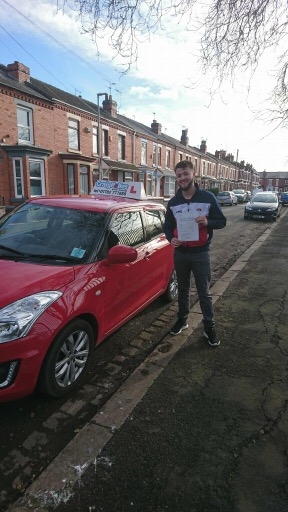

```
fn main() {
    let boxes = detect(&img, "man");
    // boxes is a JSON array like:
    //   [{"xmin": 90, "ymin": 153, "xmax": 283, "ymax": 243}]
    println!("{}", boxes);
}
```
[{"xmin": 164, "ymin": 160, "xmax": 226, "ymax": 346}]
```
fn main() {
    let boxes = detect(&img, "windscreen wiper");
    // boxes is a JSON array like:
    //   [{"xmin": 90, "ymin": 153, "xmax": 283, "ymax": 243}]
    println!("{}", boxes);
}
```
[
  {"xmin": 26, "ymin": 253, "xmax": 80, "ymax": 262},
  {"xmin": 0, "ymin": 244, "xmax": 24, "ymax": 255}
]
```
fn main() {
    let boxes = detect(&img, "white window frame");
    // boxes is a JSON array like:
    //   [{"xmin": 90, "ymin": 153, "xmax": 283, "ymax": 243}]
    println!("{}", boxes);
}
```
[
  {"xmin": 29, "ymin": 159, "xmax": 45, "ymax": 197},
  {"xmin": 68, "ymin": 118, "xmax": 80, "ymax": 150},
  {"xmin": 17, "ymin": 105, "xmax": 34, "ymax": 144},
  {"xmin": 146, "ymin": 172, "xmax": 153, "ymax": 196},
  {"xmin": 92, "ymin": 125, "xmax": 98, "ymax": 154},
  {"xmin": 165, "ymin": 148, "xmax": 171, "ymax": 168},
  {"xmin": 67, "ymin": 164, "xmax": 75, "ymax": 194},
  {"xmin": 141, "ymin": 140, "xmax": 148, "ymax": 165},
  {"xmin": 12, "ymin": 158, "xmax": 24, "ymax": 198},
  {"xmin": 80, "ymin": 165, "xmax": 89, "ymax": 194},
  {"xmin": 164, "ymin": 176, "xmax": 175, "ymax": 196},
  {"xmin": 118, "ymin": 134, "xmax": 126, "ymax": 160}
]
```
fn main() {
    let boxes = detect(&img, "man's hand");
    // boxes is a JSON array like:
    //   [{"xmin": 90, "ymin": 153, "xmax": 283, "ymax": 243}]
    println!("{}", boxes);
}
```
[
  {"xmin": 195, "ymin": 215, "xmax": 208, "ymax": 226},
  {"xmin": 171, "ymin": 237, "xmax": 182, "ymax": 247}
]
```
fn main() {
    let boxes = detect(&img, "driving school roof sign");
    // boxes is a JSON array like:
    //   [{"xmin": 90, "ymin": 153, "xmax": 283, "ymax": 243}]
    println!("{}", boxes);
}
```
[{"xmin": 91, "ymin": 180, "xmax": 146, "ymax": 199}]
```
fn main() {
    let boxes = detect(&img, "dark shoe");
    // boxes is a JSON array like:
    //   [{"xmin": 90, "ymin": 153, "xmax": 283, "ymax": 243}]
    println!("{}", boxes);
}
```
[
  {"xmin": 170, "ymin": 319, "xmax": 188, "ymax": 336},
  {"xmin": 204, "ymin": 326, "xmax": 220, "ymax": 346}
]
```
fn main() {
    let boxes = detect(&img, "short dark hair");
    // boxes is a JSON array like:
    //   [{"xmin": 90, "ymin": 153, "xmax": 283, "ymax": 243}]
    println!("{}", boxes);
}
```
[{"xmin": 175, "ymin": 160, "xmax": 194, "ymax": 173}]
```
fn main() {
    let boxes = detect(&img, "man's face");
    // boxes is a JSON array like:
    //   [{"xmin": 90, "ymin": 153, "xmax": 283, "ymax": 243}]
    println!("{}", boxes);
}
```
[{"xmin": 175, "ymin": 167, "xmax": 194, "ymax": 191}]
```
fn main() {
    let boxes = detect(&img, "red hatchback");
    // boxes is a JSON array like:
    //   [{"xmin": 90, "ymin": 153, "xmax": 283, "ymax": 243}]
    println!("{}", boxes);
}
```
[{"xmin": 0, "ymin": 190, "xmax": 177, "ymax": 402}]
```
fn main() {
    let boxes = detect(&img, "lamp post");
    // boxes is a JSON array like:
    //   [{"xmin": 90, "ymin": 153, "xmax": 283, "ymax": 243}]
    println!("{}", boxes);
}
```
[
  {"xmin": 97, "ymin": 93, "xmax": 108, "ymax": 180},
  {"xmin": 234, "ymin": 149, "xmax": 239, "ymax": 188}
]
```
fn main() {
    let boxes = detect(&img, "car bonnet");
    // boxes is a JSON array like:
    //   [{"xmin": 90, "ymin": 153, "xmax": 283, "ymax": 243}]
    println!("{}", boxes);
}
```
[{"xmin": 0, "ymin": 259, "xmax": 75, "ymax": 308}]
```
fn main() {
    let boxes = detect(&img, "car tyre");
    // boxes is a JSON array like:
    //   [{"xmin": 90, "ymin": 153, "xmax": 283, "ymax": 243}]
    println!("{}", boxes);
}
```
[
  {"xmin": 38, "ymin": 319, "xmax": 94, "ymax": 398},
  {"xmin": 164, "ymin": 269, "xmax": 178, "ymax": 302}
]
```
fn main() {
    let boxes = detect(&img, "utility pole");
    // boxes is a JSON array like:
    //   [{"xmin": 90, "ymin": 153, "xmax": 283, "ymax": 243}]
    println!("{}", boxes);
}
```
[
  {"xmin": 234, "ymin": 149, "xmax": 239, "ymax": 187},
  {"xmin": 97, "ymin": 93, "xmax": 108, "ymax": 180}
]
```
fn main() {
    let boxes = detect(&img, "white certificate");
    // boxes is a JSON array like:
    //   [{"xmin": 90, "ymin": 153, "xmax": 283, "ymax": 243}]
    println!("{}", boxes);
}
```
[{"xmin": 176, "ymin": 212, "xmax": 199, "ymax": 241}]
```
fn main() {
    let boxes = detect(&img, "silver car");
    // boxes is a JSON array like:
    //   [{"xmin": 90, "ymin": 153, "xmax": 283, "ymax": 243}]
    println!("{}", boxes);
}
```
[{"xmin": 217, "ymin": 191, "xmax": 238, "ymax": 206}]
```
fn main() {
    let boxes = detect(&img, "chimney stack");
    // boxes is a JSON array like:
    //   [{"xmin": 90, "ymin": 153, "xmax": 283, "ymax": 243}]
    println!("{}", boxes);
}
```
[
  {"xmin": 180, "ymin": 128, "xmax": 189, "ymax": 146},
  {"xmin": 7, "ymin": 62, "xmax": 30, "ymax": 83},
  {"xmin": 200, "ymin": 139, "xmax": 207, "ymax": 153},
  {"xmin": 102, "ymin": 94, "xmax": 117, "ymax": 117},
  {"xmin": 151, "ymin": 118, "xmax": 162, "ymax": 135}
]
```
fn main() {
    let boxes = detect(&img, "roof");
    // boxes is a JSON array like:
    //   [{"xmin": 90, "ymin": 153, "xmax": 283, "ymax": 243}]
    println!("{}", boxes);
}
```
[
  {"xmin": 27, "ymin": 195, "xmax": 166, "ymax": 212},
  {"xmin": 0, "ymin": 65, "xmax": 52, "ymax": 102},
  {"xmin": 259, "ymin": 171, "xmax": 288, "ymax": 178}
]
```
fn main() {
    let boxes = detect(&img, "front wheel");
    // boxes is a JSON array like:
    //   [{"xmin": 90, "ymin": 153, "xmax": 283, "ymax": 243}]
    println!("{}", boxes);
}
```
[
  {"xmin": 164, "ymin": 269, "xmax": 178, "ymax": 302},
  {"xmin": 38, "ymin": 319, "xmax": 94, "ymax": 398}
]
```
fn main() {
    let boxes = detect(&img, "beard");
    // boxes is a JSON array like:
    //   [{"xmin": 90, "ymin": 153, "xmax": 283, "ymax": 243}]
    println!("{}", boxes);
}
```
[{"xmin": 179, "ymin": 179, "xmax": 194, "ymax": 191}]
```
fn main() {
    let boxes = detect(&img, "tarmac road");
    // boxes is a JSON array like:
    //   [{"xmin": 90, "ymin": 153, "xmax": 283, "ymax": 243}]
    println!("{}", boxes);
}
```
[{"xmin": 8, "ymin": 208, "xmax": 288, "ymax": 512}]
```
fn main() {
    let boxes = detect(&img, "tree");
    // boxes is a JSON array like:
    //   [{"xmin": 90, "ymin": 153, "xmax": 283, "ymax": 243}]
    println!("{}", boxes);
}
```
[{"xmin": 58, "ymin": 0, "xmax": 288, "ymax": 124}]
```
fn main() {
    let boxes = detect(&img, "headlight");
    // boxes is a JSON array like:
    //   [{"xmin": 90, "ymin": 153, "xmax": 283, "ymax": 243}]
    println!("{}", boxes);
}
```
[
  {"xmin": 245, "ymin": 205, "xmax": 253, "ymax": 210},
  {"xmin": 0, "ymin": 292, "xmax": 62, "ymax": 343},
  {"xmin": 267, "ymin": 206, "xmax": 277, "ymax": 211}
]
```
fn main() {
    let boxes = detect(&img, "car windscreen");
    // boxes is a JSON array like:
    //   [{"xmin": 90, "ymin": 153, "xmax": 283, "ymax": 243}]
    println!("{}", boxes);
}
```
[
  {"xmin": 0, "ymin": 204, "xmax": 107, "ymax": 263},
  {"xmin": 252, "ymin": 194, "xmax": 276, "ymax": 203}
]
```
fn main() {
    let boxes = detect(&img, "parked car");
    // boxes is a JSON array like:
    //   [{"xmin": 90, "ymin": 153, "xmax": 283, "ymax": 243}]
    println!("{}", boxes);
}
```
[
  {"xmin": 0, "ymin": 184, "xmax": 178, "ymax": 402},
  {"xmin": 244, "ymin": 191, "xmax": 282, "ymax": 221},
  {"xmin": 280, "ymin": 191, "xmax": 288, "ymax": 206},
  {"xmin": 217, "ymin": 191, "xmax": 238, "ymax": 206},
  {"xmin": 232, "ymin": 189, "xmax": 247, "ymax": 203}
]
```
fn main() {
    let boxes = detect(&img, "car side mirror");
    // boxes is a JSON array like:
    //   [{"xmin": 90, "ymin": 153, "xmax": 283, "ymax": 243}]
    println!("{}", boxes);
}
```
[{"xmin": 107, "ymin": 244, "xmax": 138, "ymax": 264}]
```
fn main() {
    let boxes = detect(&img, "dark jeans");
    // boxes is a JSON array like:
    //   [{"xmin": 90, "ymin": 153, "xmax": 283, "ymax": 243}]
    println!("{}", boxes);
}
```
[{"xmin": 174, "ymin": 248, "xmax": 213, "ymax": 325}]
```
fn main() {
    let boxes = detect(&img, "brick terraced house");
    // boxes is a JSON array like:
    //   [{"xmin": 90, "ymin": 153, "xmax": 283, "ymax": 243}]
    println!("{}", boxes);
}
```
[
  {"xmin": 260, "ymin": 171, "xmax": 288, "ymax": 193},
  {"xmin": 0, "ymin": 61, "xmax": 260, "ymax": 210}
]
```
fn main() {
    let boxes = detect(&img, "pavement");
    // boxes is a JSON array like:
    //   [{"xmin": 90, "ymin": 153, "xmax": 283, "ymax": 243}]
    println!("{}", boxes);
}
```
[{"xmin": 9, "ymin": 210, "xmax": 288, "ymax": 512}]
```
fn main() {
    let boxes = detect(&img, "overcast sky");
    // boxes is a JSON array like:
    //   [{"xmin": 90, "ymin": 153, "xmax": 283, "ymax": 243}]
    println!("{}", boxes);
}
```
[{"xmin": 1, "ymin": 0, "xmax": 287, "ymax": 173}]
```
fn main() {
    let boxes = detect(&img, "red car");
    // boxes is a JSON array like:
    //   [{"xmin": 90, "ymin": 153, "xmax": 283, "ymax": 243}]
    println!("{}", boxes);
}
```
[{"xmin": 0, "ymin": 185, "xmax": 177, "ymax": 402}]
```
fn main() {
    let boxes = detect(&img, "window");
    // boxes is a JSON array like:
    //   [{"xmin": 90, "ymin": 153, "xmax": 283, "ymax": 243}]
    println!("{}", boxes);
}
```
[
  {"xmin": 146, "ymin": 173, "xmax": 153, "ymax": 196},
  {"xmin": 80, "ymin": 165, "xmax": 89, "ymax": 194},
  {"xmin": 118, "ymin": 134, "xmax": 125, "ymax": 160},
  {"xmin": 145, "ymin": 210, "xmax": 164, "ymax": 240},
  {"xmin": 194, "ymin": 159, "xmax": 198, "ymax": 173},
  {"xmin": 68, "ymin": 118, "xmax": 79, "ymax": 150},
  {"xmin": 110, "ymin": 211, "xmax": 145, "ymax": 247},
  {"xmin": 157, "ymin": 146, "xmax": 161, "ymax": 166},
  {"xmin": 141, "ymin": 140, "xmax": 147, "ymax": 165},
  {"xmin": 102, "ymin": 169, "xmax": 109, "ymax": 180},
  {"xmin": 164, "ymin": 176, "xmax": 175, "ymax": 196},
  {"xmin": 29, "ymin": 160, "xmax": 45, "ymax": 196},
  {"xmin": 67, "ymin": 164, "xmax": 75, "ymax": 194},
  {"xmin": 165, "ymin": 149, "xmax": 171, "ymax": 168},
  {"xmin": 153, "ymin": 144, "xmax": 157, "ymax": 166},
  {"xmin": 12, "ymin": 158, "xmax": 24, "ymax": 197},
  {"xmin": 92, "ymin": 126, "xmax": 98, "ymax": 154},
  {"xmin": 124, "ymin": 171, "xmax": 133, "ymax": 182},
  {"xmin": 102, "ymin": 129, "xmax": 109, "ymax": 157},
  {"xmin": 179, "ymin": 153, "xmax": 183, "ymax": 161},
  {"xmin": 17, "ymin": 106, "xmax": 33, "ymax": 144}
]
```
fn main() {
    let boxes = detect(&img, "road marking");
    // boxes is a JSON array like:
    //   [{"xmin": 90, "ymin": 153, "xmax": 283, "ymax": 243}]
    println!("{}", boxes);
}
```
[{"xmin": 8, "ymin": 209, "xmax": 288, "ymax": 511}]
